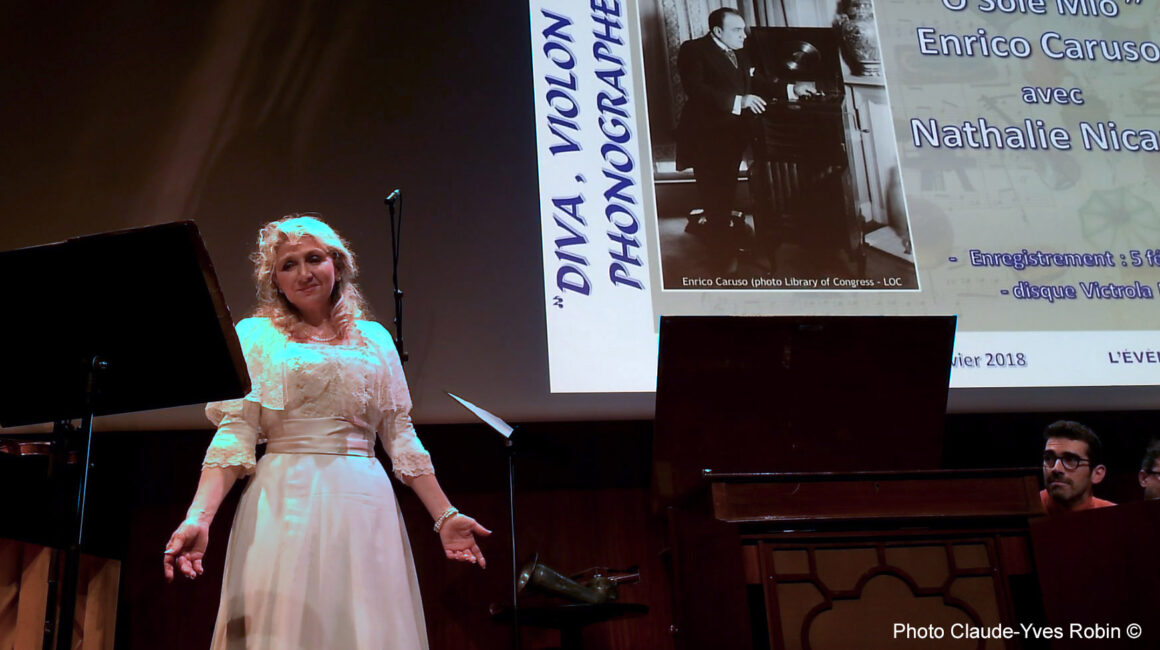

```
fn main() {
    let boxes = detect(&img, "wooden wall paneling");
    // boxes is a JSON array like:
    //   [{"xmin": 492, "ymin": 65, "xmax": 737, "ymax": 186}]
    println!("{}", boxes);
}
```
[
  {"xmin": 0, "ymin": 540, "xmax": 120, "ymax": 650},
  {"xmin": 76, "ymin": 555, "xmax": 121, "ymax": 650},
  {"xmin": 0, "ymin": 540, "xmax": 51, "ymax": 650}
]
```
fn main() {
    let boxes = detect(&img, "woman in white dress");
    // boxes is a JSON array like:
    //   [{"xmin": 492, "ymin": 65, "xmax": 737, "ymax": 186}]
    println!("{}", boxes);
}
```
[{"xmin": 163, "ymin": 214, "xmax": 489, "ymax": 649}]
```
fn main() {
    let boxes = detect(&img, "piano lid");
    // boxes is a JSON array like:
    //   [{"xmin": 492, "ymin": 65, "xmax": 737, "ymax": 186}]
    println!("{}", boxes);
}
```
[{"xmin": 652, "ymin": 316, "xmax": 956, "ymax": 507}]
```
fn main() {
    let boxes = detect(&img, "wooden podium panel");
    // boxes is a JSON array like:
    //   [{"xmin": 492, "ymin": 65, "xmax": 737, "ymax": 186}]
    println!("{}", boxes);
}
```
[
  {"xmin": 752, "ymin": 534, "xmax": 1017, "ymax": 650},
  {"xmin": 663, "ymin": 469, "xmax": 1043, "ymax": 650},
  {"xmin": 724, "ymin": 470, "xmax": 1041, "ymax": 650}
]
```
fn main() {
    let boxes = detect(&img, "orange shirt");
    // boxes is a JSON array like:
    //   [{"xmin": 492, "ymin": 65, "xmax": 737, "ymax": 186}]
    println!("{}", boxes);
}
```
[{"xmin": 1039, "ymin": 489, "xmax": 1116, "ymax": 515}]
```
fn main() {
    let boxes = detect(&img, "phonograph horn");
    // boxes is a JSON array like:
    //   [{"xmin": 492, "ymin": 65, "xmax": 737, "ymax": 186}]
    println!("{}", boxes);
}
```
[{"xmin": 517, "ymin": 553, "xmax": 614, "ymax": 605}]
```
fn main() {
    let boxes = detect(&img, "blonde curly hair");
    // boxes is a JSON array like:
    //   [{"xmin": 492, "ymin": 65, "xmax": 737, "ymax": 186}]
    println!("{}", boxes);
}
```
[{"xmin": 251, "ymin": 213, "xmax": 369, "ymax": 340}]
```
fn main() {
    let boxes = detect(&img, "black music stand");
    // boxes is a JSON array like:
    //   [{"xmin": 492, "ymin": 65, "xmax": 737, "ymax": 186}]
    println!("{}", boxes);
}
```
[
  {"xmin": 0, "ymin": 221, "xmax": 249, "ymax": 650},
  {"xmin": 445, "ymin": 392, "xmax": 521, "ymax": 650}
]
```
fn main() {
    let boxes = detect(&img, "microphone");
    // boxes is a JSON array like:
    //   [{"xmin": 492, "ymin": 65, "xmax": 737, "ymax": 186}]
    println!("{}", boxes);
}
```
[{"xmin": 384, "ymin": 188, "xmax": 401, "ymax": 205}]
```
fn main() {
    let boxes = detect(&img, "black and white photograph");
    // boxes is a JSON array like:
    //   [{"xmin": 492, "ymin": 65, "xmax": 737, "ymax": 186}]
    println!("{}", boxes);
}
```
[{"xmin": 637, "ymin": 0, "xmax": 920, "ymax": 290}]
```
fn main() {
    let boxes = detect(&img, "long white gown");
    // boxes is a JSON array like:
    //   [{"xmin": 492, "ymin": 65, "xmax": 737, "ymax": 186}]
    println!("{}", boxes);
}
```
[{"xmin": 202, "ymin": 317, "xmax": 433, "ymax": 649}]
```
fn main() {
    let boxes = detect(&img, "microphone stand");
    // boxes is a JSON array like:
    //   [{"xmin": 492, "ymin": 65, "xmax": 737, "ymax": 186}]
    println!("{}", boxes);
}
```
[{"xmin": 384, "ymin": 190, "xmax": 407, "ymax": 363}]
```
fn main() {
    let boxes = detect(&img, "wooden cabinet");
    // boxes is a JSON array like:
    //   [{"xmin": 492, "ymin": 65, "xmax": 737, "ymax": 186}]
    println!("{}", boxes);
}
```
[{"xmin": 667, "ymin": 469, "xmax": 1044, "ymax": 650}]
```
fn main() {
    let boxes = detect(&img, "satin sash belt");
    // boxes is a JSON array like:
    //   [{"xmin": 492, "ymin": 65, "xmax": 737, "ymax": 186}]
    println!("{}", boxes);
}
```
[{"xmin": 265, "ymin": 417, "xmax": 374, "ymax": 457}]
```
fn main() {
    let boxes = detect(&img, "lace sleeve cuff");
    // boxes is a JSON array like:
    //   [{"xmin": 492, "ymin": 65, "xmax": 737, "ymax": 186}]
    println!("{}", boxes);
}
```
[
  {"xmin": 202, "ymin": 452, "xmax": 257, "ymax": 476},
  {"xmin": 380, "ymin": 406, "xmax": 433, "ymax": 480},
  {"xmin": 390, "ymin": 448, "xmax": 435, "ymax": 481},
  {"xmin": 201, "ymin": 418, "xmax": 258, "ymax": 476}
]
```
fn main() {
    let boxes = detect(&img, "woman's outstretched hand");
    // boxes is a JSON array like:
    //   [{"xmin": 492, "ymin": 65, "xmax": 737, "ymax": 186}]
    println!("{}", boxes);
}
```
[
  {"xmin": 439, "ymin": 514, "xmax": 491, "ymax": 568},
  {"xmin": 163, "ymin": 520, "xmax": 210, "ymax": 582}
]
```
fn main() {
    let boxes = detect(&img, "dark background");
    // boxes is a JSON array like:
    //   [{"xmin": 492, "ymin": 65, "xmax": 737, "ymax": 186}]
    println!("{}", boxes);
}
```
[{"xmin": 0, "ymin": 0, "xmax": 650, "ymax": 428}]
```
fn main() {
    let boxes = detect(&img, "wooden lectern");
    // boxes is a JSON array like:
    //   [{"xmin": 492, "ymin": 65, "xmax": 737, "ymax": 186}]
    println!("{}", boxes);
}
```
[{"xmin": 653, "ymin": 316, "xmax": 1044, "ymax": 650}]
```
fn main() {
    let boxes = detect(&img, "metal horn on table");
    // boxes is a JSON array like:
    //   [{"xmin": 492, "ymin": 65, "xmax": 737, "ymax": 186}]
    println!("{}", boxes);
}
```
[{"xmin": 517, "ymin": 553, "xmax": 615, "ymax": 605}]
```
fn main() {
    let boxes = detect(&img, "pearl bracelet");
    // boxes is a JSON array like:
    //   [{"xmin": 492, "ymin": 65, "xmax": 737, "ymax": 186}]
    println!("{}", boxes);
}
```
[{"xmin": 433, "ymin": 506, "xmax": 459, "ymax": 533}]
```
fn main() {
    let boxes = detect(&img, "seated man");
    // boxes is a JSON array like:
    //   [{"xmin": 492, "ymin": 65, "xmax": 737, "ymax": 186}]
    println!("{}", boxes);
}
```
[
  {"xmin": 1138, "ymin": 439, "xmax": 1160, "ymax": 500},
  {"xmin": 1040, "ymin": 420, "xmax": 1115, "ymax": 514}
]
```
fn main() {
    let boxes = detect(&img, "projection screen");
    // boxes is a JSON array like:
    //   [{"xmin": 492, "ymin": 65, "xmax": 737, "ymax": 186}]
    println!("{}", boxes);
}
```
[{"xmin": 531, "ymin": 0, "xmax": 1160, "ymax": 396}]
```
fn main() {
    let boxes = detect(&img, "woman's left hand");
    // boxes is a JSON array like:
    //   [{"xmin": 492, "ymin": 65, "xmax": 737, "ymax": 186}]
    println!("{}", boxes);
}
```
[{"xmin": 439, "ymin": 514, "xmax": 491, "ymax": 568}]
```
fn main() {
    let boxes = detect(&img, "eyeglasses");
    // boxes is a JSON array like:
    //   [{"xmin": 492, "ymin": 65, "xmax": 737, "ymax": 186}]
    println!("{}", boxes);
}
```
[
  {"xmin": 1043, "ymin": 452, "xmax": 1090, "ymax": 471},
  {"xmin": 1143, "ymin": 469, "xmax": 1160, "ymax": 479}
]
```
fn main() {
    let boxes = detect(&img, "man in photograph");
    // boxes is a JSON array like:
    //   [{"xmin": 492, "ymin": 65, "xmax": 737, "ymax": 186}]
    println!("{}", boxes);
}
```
[
  {"xmin": 1138, "ymin": 439, "xmax": 1160, "ymax": 500},
  {"xmin": 675, "ymin": 8, "xmax": 771, "ymax": 263},
  {"xmin": 1040, "ymin": 420, "xmax": 1115, "ymax": 514}
]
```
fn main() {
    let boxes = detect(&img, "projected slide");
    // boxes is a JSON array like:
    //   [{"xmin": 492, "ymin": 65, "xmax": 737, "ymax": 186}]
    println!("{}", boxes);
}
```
[{"xmin": 530, "ymin": 0, "xmax": 1160, "ymax": 393}]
